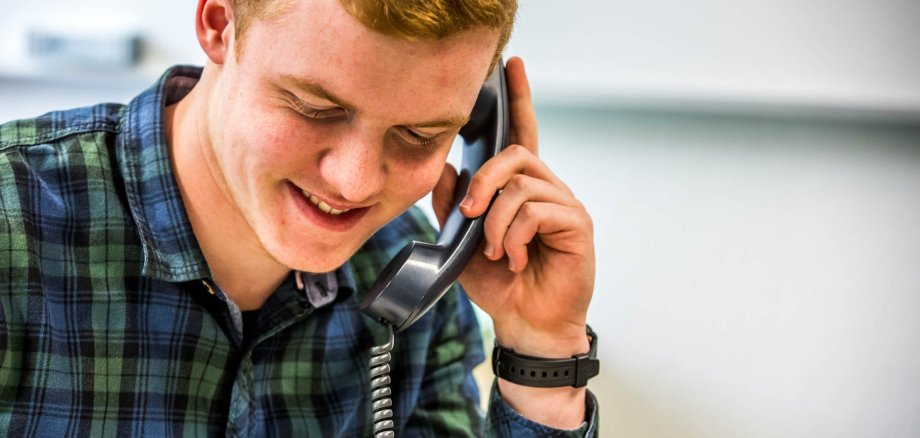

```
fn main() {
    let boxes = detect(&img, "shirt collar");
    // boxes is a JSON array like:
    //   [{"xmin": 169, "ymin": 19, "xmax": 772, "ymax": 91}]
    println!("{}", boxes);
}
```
[
  {"xmin": 118, "ymin": 65, "xmax": 208, "ymax": 282},
  {"xmin": 116, "ymin": 65, "xmax": 355, "ymax": 303}
]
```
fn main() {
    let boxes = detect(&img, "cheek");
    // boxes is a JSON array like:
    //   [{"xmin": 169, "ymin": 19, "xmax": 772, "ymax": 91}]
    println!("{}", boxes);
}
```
[
  {"xmin": 236, "ymin": 112, "xmax": 324, "ymax": 175},
  {"xmin": 258, "ymin": 121, "xmax": 305, "ymax": 160},
  {"xmin": 389, "ymin": 153, "xmax": 449, "ymax": 201}
]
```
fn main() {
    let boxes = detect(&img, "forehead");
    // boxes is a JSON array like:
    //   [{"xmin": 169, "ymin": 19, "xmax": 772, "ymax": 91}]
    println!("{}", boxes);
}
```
[{"xmin": 236, "ymin": 0, "xmax": 499, "ymax": 123}]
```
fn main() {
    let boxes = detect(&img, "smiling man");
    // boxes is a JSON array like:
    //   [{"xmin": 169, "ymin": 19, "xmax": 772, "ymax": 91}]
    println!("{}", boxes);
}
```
[{"xmin": 0, "ymin": 0, "xmax": 598, "ymax": 436}]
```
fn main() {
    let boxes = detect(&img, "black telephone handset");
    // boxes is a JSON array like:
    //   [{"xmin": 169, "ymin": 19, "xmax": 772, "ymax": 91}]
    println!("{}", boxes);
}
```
[{"xmin": 360, "ymin": 65, "xmax": 509, "ymax": 333}]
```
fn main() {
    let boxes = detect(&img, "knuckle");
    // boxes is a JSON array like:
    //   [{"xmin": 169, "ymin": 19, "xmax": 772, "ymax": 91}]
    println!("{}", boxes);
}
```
[
  {"xmin": 506, "ymin": 144, "xmax": 530, "ymax": 159},
  {"xmin": 519, "ymin": 201, "xmax": 541, "ymax": 219},
  {"xmin": 506, "ymin": 174, "xmax": 530, "ymax": 192},
  {"xmin": 469, "ymin": 172, "xmax": 489, "ymax": 192}
]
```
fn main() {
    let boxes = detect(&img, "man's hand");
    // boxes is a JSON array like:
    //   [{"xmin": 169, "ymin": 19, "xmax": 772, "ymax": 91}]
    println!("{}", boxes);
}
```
[{"xmin": 432, "ymin": 56, "xmax": 595, "ymax": 429}]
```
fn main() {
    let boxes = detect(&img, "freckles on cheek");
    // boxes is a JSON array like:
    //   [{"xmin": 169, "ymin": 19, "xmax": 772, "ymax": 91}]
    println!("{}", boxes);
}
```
[
  {"xmin": 259, "ymin": 131, "xmax": 289, "ymax": 160},
  {"xmin": 257, "ymin": 122, "xmax": 315, "ymax": 162}
]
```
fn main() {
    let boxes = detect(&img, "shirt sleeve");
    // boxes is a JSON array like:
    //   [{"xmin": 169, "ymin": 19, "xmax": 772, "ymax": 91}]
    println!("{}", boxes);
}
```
[{"xmin": 486, "ymin": 380, "xmax": 600, "ymax": 437}]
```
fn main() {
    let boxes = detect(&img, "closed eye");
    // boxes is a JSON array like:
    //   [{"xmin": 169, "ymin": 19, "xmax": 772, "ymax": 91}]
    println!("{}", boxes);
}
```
[
  {"xmin": 295, "ymin": 105, "xmax": 347, "ymax": 121},
  {"xmin": 284, "ymin": 91, "xmax": 347, "ymax": 121},
  {"xmin": 396, "ymin": 127, "xmax": 441, "ymax": 150},
  {"xmin": 298, "ymin": 108, "xmax": 345, "ymax": 120}
]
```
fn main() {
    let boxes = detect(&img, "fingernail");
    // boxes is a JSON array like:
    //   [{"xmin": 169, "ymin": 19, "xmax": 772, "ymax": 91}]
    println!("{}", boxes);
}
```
[
  {"xmin": 484, "ymin": 244, "xmax": 494, "ymax": 258},
  {"xmin": 460, "ymin": 194, "xmax": 474, "ymax": 210},
  {"xmin": 508, "ymin": 259, "xmax": 516, "ymax": 272}
]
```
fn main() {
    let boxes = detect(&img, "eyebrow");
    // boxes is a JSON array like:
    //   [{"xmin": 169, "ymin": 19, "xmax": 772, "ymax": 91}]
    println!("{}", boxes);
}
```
[
  {"xmin": 412, "ymin": 116, "xmax": 469, "ymax": 129},
  {"xmin": 280, "ymin": 74, "xmax": 469, "ymax": 129}
]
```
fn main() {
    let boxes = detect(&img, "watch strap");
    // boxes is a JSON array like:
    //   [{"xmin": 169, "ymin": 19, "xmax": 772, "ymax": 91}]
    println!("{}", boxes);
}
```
[{"xmin": 492, "ymin": 325, "xmax": 599, "ymax": 388}]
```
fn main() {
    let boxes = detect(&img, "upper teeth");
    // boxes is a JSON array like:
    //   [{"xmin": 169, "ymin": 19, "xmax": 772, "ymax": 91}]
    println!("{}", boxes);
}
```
[{"xmin": 303, "ymin": 191, "xmax": 350, "ymax": 215}]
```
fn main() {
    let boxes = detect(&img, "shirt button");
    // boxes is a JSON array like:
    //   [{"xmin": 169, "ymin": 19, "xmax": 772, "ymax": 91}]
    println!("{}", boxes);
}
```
[{"xmin": 202, "ymin": 280, "xmax": 216, "ymax": 295}]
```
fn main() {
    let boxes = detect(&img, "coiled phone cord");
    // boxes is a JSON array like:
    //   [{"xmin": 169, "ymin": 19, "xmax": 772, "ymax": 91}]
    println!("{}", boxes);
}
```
[{"xmin": 369, "ymin": 325, "xmax": 396, "ymax": 438}]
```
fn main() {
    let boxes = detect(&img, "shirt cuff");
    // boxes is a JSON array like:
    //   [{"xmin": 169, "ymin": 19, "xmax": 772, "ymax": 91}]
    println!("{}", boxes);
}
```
[{"xmin": 486, "ymin": 380, "xmax": 599, "ymax": 437}]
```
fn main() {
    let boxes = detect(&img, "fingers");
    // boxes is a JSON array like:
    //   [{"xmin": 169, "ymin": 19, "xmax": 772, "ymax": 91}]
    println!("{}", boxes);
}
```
[
  {"xmin": 481, "ymin": 174, "xmax": 579, "ymax": 262},
  {"xmin": 431, "ymin": 163, "xmax": 458, "ymax": 228},
  {"xmin": 497, "ymin": 201, "xmax": 588, "ymax": 273},
  {"xmin": 457, "ymin": 56, "xmax": 586, "ymax": 274},
  {"xmin": 505, "ymin": 57, "xmax": 539, "ymax": 154},
  {"xmin": 460, "ymin": 144, "xmax": 571, "ymax": 218}
]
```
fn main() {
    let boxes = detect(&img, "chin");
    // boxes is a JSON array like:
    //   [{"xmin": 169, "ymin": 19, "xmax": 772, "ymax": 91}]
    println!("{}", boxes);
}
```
[{"xmin": 268, "ymin": 239, "xmax": 356, "ymax": 274}]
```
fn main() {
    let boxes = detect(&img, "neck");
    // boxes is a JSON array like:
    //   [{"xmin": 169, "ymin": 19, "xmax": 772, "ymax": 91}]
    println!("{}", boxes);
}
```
[{"xmin": 166, "ymin": 67, "xmax": 289, "ymax": 310}]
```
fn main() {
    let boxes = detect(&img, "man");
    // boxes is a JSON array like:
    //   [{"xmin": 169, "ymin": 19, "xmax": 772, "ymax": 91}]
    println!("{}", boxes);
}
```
[{"xmin": 0, "ymin": 0, "xmax": 598, "ymax": 435}]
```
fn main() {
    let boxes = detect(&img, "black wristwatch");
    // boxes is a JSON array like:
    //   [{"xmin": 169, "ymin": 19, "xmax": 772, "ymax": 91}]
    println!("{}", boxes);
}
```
[{"xmin": 492, "ymin": 325, "xmax": 599, "ymax": 388}]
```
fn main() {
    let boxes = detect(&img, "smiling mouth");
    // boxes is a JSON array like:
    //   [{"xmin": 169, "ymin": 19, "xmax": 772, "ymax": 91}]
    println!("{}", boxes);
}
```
[
  {"xmin": 301, "ymin": 189, "xmax": 351, "ymax": 215},
  {"xmin": 287, "ymin": 182, "xmax": 369, "ymax": 232}
]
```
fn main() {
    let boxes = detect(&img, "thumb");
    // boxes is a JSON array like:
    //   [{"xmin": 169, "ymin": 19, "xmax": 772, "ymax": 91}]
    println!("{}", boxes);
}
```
[{"xmin": 431, "ymin": 163, "xmax": 458, "ymax": 228}]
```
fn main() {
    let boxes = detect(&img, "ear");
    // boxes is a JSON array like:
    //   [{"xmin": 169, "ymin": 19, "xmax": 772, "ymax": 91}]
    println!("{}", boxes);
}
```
[{"xmin": 195, "ymin": 0, "xmax": 234, "ymax": 64}]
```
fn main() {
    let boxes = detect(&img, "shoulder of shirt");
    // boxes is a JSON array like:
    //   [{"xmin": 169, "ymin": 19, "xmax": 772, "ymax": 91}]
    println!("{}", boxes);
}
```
[
  {"xmin": 347, "ymin": 206, "xmax": 438, "ymax": 294},
  {"xmin": 0, "ymin": 103, "xmax": 126, "ymax": 152}
]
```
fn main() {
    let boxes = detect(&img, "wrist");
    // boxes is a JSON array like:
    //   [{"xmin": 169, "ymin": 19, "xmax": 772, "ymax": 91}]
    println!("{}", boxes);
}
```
[
  {"xmin": 496, "ymin": 379, "xmax": 587, "ymax": 430},
  {"xmin": 493, "ymin": 320, "xmax": 590, "ymax": 358},
  {"xmin": 490, "ymin": 324, "xmax": 598, "ymax": 428},
  {"xmin": 492, "ymin": 325, "xmax": 599, "ymax": 388}
]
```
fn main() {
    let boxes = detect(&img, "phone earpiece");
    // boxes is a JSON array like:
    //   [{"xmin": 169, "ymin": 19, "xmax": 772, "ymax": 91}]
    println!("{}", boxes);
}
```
[{"xmin": 360, "ymin": 63, "xmax": 509, "ymax": 332}]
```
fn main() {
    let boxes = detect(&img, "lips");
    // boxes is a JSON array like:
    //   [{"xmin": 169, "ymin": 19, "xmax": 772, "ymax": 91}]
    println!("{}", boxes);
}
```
[{"xmin": 286, "ymin": 181, "xmax": 369, "ymax": 231}]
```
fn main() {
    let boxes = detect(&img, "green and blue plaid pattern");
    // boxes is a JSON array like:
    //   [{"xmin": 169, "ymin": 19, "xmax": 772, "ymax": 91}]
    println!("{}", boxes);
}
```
[{"xmin": 0, "ymin": 66, "xmax": 595, "ymax": 437}]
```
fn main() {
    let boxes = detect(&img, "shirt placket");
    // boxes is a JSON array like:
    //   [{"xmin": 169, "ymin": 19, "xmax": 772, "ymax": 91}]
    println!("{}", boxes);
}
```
[{"xmin": 200, "ymin": 273, "xmax": 335, "ymax": 437}]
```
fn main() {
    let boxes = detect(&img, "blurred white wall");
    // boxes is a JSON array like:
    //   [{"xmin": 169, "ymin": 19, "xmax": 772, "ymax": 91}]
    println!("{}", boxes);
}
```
[
  {"xmin": 501, "ymin": 3, "xmax": 920, "ymax": 436},
  {"xmin": 538, "ymin": 107, "xmax": 920, "ymax": 437},
  {"xmin": 2, "ymin": 1, "xmax": 920, "ymax": 437},
  {"xmin": 508, "ymin": 0, "xmax": 920, "ymax": 118}
]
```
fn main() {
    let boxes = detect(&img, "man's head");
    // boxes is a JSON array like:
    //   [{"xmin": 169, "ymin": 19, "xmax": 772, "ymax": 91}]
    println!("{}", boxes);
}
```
[{"xmin": 188, "ymin": 0, "xmax": 516, "ymax": 273}]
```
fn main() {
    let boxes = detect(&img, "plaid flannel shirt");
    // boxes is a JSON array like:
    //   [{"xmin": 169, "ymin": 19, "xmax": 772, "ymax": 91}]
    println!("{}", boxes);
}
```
[{"xmin": 0, "ymin": 66, "xmax": 597, "ymax": 437}]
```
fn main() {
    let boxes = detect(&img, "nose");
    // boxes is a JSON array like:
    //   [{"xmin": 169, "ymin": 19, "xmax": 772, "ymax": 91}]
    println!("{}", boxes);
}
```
[{"xmin": 318, "ymin": 129, "xmax": 387, "ymax": 204}]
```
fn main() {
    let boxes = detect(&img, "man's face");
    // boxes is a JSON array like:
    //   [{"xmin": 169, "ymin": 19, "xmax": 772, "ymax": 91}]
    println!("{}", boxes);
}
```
[{"xmin": 204, "ymin": 0, "xmax": 498, "ymax": 272}]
